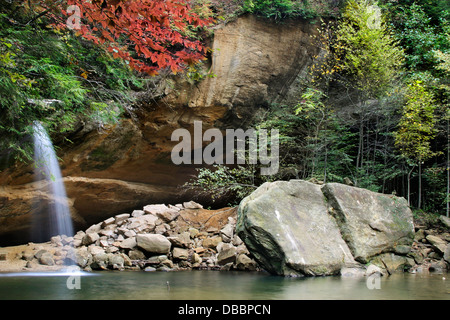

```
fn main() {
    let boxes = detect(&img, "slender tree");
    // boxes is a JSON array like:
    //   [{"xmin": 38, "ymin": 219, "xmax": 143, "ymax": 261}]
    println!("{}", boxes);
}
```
[
  {"xmin": 332, "ymin": 0, "xmax": 404, "ymax": 186},
  {"xmin": 394, "ymin": 81, "xmax": 438, "ymax": 207}
]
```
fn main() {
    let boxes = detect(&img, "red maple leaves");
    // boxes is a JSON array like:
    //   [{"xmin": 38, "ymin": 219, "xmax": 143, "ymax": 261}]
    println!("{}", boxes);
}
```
[{"xmin": 59, "ymin": 0, "xmax": 213, "ymax": 75}]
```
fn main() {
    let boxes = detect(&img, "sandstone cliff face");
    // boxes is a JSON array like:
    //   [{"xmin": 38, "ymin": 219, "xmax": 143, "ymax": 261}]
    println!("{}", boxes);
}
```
[{"xmin": 0, "ymin": 15, "xmax": 320, "ymax": 244}]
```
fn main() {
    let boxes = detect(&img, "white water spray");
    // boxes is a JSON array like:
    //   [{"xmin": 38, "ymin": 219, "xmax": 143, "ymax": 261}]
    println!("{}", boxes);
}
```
[{"xmin": 33, "ymin": 122, "xmax": 73, "ymax": 241}]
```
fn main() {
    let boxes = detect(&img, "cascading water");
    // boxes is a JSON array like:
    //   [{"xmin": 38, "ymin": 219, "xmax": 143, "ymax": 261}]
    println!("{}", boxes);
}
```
[{"xmin": 32, "ymin": 121, "xmax": 74, "ymax": 242}]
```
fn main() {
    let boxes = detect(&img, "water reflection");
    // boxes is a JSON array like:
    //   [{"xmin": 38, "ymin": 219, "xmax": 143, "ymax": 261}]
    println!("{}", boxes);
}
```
[{"xmin": 0, "ymin": 271, "xmax": 448, "ymax": 300}]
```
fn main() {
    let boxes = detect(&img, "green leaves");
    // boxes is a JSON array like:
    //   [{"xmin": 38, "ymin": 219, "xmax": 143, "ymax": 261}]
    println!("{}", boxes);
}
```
[
  {"xmin": 243, "ymin": 0, "xmax": 297, "ymax": 20},
  {"xmin": 0, "ymin": 11, "xmax": 143, "ymax": 162},
  {"xmin": 335, "ymin": 0, "xmax": 404, "ymax": 98},
  {"xmin": 184, "ymin": 165, "xmax": 259, "ymax": 205},
  {"xmin": 393, "ymin": 3, "xmax": 449, "ymax": 71},
  {"xmin": 242, "ymin": 0, "xmax": 342, "ymax": 21},
  {"xmin": 394, "ymin": 81, "xmax": 438, "ymax": 163}
]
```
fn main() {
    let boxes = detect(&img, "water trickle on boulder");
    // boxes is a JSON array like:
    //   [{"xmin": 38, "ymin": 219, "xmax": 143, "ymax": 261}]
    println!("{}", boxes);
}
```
[{"xmin": 32, "ymin": 121, "xmax": 74, "ymax": 242}]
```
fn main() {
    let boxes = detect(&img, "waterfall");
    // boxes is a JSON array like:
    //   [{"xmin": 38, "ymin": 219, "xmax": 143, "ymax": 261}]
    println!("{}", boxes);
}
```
[{"xmin": 32, "ymin": 122, "xmax": 74, "ymax": 242}]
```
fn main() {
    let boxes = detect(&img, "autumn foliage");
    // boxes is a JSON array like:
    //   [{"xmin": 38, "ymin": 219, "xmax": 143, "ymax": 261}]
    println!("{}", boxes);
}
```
[{"xmin": 52, "ymin": 0, "xmax": 213, "ymax": 75}]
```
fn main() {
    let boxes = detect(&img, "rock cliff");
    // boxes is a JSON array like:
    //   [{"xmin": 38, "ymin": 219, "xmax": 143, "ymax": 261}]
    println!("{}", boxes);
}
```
[{"xmin": 0, "ymin": 15, "xmax": 320, "ymax": 244}]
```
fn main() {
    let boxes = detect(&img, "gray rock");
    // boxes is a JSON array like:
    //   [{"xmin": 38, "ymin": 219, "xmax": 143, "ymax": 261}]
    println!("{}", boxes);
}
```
[
  {"xmin": 161, "ymin": 259, "xmax": 174, "ymax": 268},
  {"xmin": 127, "ymin": 215, "xmax": 158, "ymax": 232},
  {"xmin": 61, "ymin": 236, "xmax": 73, "ymax": 246},
  {"xmin": 429, "ymin": 260, "xmax": 447, "ymax": 273},
  {"xmin": 101, "ymin": 217, "xmax": 115, "ymax": 228},
  {"xmin": 439, "ymin": 215, "xmax": 450, "ymax": 229},
  {"xmin": 365, "ymin": 264, "xmax": 383, "ymax": 276},
  {"xmin": 34, "ymin": 249, "xmax": 48, "ymax": 260},
  {"xmin": 128, "ymin": 249, "xmax": 146, "ymax": 260},
  {"xmin": 98, "ymin": 228, "xmax": 115, "ymax": 237},
  {"xmin": 189, "ymin": 228, "xmax": 199, "ymax": 238},
  {"xmin": 202, "ymin": 236, "xmax": 222, "ymax": 250},
  {"xmin": 107, "ymin": 246, "xmax": 119, "ymax": 254},
  {"xmin": 108, "ymin": 254, "xmax": 124, "ymax": 269},
  {"xmin": 217, "ymin": 242, "xmax": 233, "ymax": 253},
  {"xmin": 237, "ymin": 180, "xmax": 355, "ymax": 276},
  {"xmin": 322, "ymin": 183, "xmax": 414, "ymax": 263},
  {"xmin": 157, "ymin": 265, "xmax": 173, "ymax": 272},
  {"xmin": 144, "ymin": 266, "xmax": 156, "ymax": 272},
  {"xmin": 136, "ymin": 234, "xmax": 171, "ymax": 254},
  {"xmin": 73, "ymin": 231, "xmax": 85, "ymax": 241},
  {"xmin": 340, "ymin": 267, "xmax": 366, "ymax": 277},
  {"xmin": 73, "ymin": 239, "xmax": 82, "ymax": 248},
  {"xmin": 444, "ymin": 244, "xmax": 450, "ymax": 264},
  {"xmin": 114, "ymin": 213, "xmax": 130, "ymax": 225},
  {"xmin": 85, "ymin": 223, "xmax": 102, "ymax": 234},
  {"xmin": 51, "ymin": 235, "xmax": 62, "ymax": 246},
  {"xmin": 236, "ymin": 254, "xmax": 257, "ymax": 271},
  {"xmin": 183, "ymin": 201, "xmax": 203, "ymax": 209},
  {"xmin": 232, "ymin": 235, "xmax": 243, "ymax": 246},
  {"xmin": 167, "ymin": 232, "xmax": 191, "ymax": 248},
  {"xmin": 146, "ymin": 256, "xmax": 161, "ymax": 265},
  {"xmin": 221, "ymin": 224, "xmax": 234, "ymax": 243},
  {"xmin": 373, "ymin": 253, "xmax": 409, "ymax": 274},
  {"xmin": 155, "ymin": 208, "xmax": 180, "ymax": 223},
  {"xmin": 154, "ymin": 224, "xmax": 167, "ymax": 235},
  {"xmin": 119, "ymin": 237, "xmax": 137, "ymax": 249},
  {"xmin": 220, "ymin": 262, "xmax": 234, "ymax": 271},
  {"xmin": 217, "ymin": 247, "xmax": 237, "ymax": 265},
  {"xmin": 192, "ymin": 252, "xmax": 201, "ymax": 265},
  {"xmin": 72, "ymin": 247, "xmax": 92, "ymax": 268},
  {"xmin": 88, "ymin": 245, "xmax": 105, "ymax": 256},
  {"xmin": 172, "ymin": 247, "xmax": 189, "ymax": 260},
  {"xmin": 143, "ymin": 204, "xmax": 169, "ymax": 215},
  {"xmin": 99, "ymin": 239, "xmax": 109, "ymax": 248},
  {"xmin": 82, "ymin": 232, "xmax": 100, "ymax": 246},
  {"xmin": 120, "ymin": 253, "xmax": 132, "ymax": 267},
  {"xmin": 22, "ymin": 252, "xmax": 34, "ymax": 261},
  {"xmin": 91, "ymin": 253, "xmax": 109, "ymax": 270},
  {"xmin": 395, "ymin": 245, "xmax": 411, "ymax": 255},
  {"xmin": 38, "ymin": 252, "xmax": 55, "ymax": 266},
  {"xmin": 426, "ymin": 235, "xmax": 447, "ymax": 254},
  {"xmin": 131, "ymin": 210, "xmax": 145, "ymax": 217},
  {"xmin": 415, "ymin": 229, "xmax": 426, "ymax": 241},
  {"xmin": 124, "ymin": 230, "xmax": 137, "ymax": 238},
  {"xmin": 408, "ymin": 251, "xmax": 424, "ymax": 264}
]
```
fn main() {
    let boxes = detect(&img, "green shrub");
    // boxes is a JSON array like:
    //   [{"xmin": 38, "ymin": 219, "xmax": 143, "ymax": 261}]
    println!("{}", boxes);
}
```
[
  {"xmin": 243, "ymin": 0, "xmax": 342, "ymax": 20},
  {"xmin": 0, "ymin": 12, "xmax": 144, "ymax": 162}
]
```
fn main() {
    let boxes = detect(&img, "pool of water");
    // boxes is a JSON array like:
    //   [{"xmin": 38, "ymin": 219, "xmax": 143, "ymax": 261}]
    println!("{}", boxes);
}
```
[{"xmin": 0, "ymin": 270, "xmax": 448, "ymax": 300}]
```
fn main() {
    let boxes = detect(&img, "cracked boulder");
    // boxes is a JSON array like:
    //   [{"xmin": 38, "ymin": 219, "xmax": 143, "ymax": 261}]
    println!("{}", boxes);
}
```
[
  {"xmin": 322, "ymin": 183, "xmax": 415, "ymax": 263},
  {"xmin": 236, "ymin": 180, "xmax": 355, "ymax": 277},
  {"xmin": 237, "ymin": 180, "xmax": 415, "ymax": 276}
]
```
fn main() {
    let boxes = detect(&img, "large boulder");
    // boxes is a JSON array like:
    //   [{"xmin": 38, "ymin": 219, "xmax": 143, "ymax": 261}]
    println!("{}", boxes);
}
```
[
  {"xmin": 322, "ymin": 183, "xmax": 415, "ymax": 263},
  {"xmin": 237, "ymin": 180, "xmax": 415, "ymax": 276},
  {"xmin": 136, "ymin": 234, "xmax": 171, "ymax": 254},
  {"xmin": 236, "ymin": 180, "xmax": 355, "ymax": 276}
]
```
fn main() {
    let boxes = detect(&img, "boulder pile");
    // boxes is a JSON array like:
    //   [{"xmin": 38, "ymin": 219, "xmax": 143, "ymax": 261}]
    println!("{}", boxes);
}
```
[
  {"xmin": 5, "ymin": 182, "xmax": 448, "ymax": 277},
  {"xmin": 23, "ymin": 201, "xmax": 259, "ymax": 272}
]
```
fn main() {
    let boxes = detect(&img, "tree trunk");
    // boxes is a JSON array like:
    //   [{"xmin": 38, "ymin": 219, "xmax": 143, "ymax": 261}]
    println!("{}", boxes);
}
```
[
  {"xmin": 355, "ymin": 120, "xmax": 364, "ymax": 187},
  {"xmin": 407, "ymin": 165, "xmax": 415, "ymax": 207},
  {"xmin": 447, "ymin": 117, "xmax": 449, "ymax": 217},
  {"xmin": 418, "ymin": 161, "xmax": 422, "ymax": 210}
]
